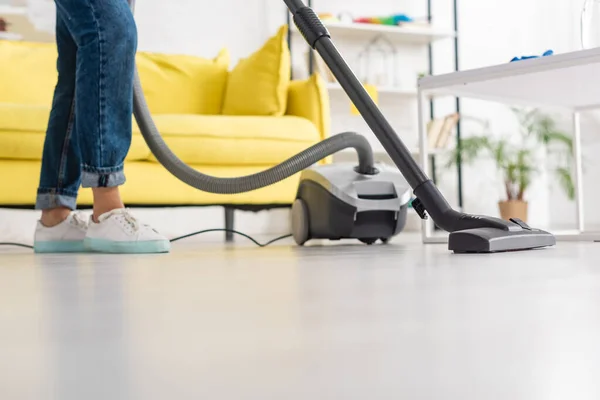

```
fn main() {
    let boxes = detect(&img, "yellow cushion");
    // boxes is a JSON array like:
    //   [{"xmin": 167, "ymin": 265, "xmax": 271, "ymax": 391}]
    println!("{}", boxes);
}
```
[
  {"xmin": 0, "ymin": 103, "xmax": 150, "ymax": 161},
  {"xmin": 222, "ymin": 26, "xmax": 291, "ymax": 116},
  {"xmin": 136, "ymin": 49, "xmax": 230, "ymax": 115},
  {"xmin": 287, "ymin": 74, "xmax": 331, "ymax": 140},
  {"xmin": 0, "ymin": 41, "xmax": 58, "ymax": 106},
  {"xmin": 138, "ymin": 114, "xmax": 320, "ymax": 166},
  {"xmin": 0, "ymin": 41, "xmax": 231, "ymax": 116}
]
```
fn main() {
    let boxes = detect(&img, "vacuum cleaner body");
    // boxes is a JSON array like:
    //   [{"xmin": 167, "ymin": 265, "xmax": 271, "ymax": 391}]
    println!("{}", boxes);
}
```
[{"xmin": 291, "ymin": 163, "xmax": 411, "ymax": 245}]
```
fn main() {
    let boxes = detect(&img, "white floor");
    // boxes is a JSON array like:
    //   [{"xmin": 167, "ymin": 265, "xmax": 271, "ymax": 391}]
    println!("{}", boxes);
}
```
[{"xmin": 2, "ymin": 231, "xmax": 600, "ymax": 399}]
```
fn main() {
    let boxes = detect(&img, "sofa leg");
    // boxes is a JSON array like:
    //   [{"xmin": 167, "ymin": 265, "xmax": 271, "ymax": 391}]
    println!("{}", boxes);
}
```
[{"xmin": 224, "ymin": 207, "xmax": 235, "ymax": 242}]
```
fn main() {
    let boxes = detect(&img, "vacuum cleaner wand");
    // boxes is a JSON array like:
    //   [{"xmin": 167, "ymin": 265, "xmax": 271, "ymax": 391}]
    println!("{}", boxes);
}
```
[{"xmin": 285, "ymin": 0, "xmax": 556, "ymax": 253}]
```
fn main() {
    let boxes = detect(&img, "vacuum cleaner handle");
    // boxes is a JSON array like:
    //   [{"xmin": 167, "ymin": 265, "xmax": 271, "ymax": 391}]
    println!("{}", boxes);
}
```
[{"xmin": 284, "ymin": 0, "xmax": 305, "ymax": 14}]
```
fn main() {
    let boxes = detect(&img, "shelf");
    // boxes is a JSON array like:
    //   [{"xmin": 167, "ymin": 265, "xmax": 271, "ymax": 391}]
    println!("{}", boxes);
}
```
[
  {"xmin": 333, "ymin": 147, "xmax": 446, "ymax": 164},
  {"xmin": 293, "ymin": 21, "xmax": 455, "ymax": 45},
  {"xmin": 0, "ymin": 32, "xmax": 22, "ymax": 41},
  {"xmin": 0, "ymin": 5, "xmax": 27, "ymax": 16},
  {"xmin": 326, "ymin": 83, "xmax": 417, "ymax": 96},
  {"xmin": 419, "ymin": 48, "xmax": 600, "ymax": 111}
]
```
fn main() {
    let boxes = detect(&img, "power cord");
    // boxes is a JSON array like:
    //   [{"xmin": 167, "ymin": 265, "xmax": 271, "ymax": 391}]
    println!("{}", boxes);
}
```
[
  {"xmin": 170, "ymin": 229, "xmax": 292, "ymax": 247},
  {"xmin": 0, "ymin": 229, "xmax": 292, "ymax": 251},
  {"xmin": 0, "ymin": 242, "xmax": 34, "ymax": 250}
]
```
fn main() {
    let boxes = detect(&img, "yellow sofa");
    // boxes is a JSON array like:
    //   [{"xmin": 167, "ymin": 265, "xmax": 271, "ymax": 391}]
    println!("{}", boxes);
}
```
[{"xmin": 0, "ymin": 39, "xmax": 330, "ymax": 210}]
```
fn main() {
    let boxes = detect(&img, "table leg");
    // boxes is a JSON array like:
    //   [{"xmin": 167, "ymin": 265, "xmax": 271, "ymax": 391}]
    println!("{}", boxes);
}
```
[
  {"xmin": 224, "ymin": 207, "xmax": 235, "ymax": 242},
  {"xmin": 572, "ymin": 112, "xmax": 585, "ymax": 233},
  {"xmin": 430, "ymin": 154, "xmax": 442, "ymax": 232},
  {"xmin": 418, "ymin": 90, "xmax": 433, "ymax": 242},
  {"xmin": 430, "ymin": 154, "xmax": 437, "ymax": 184}
]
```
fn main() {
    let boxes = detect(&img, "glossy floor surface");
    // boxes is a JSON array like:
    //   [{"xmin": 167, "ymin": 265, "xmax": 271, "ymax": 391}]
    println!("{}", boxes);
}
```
[{"xmin": 1, "ymin": 237, "xmax": 600, "ymax": 399}]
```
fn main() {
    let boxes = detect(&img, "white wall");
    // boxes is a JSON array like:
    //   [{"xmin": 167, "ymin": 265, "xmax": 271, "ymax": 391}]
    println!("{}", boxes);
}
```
[{"xmin": 135, "ymin": 0, "xmax": 273, "ymax": 64}]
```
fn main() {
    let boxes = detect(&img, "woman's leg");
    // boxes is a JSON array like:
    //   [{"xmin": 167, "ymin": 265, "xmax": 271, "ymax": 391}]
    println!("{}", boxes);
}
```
[
  {"xmin": 34, "ymin": 8, "xmax": 90, "ymax": 253},
  {"xmin": 54, "ymin": 0, "xmax": 137, "ymax": 221},
  {"xmin": 36, "ymin": 9, "xmax": 81, "ymax": 226},
  {"xmin": 52, "ymin": 0, "xmax": 169, "ymax": 253}
]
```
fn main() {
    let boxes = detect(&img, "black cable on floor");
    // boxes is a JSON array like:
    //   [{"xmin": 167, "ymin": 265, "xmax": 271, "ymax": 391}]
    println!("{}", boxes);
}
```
[
  {"xmin": 170, "ymin": 229, "xmax": 292, "ymax": 247},
  {"xmin": 0, "ymin": 242, "xmax": 35, "ymax": 249},
  {"xmin": 0, "ymin": 229, "xmax": 292, "ymax": 250}
]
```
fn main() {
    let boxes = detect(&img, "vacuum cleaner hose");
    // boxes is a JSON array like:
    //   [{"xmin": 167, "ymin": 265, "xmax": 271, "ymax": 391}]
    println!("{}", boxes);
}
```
[{"xmin": 128, "ymin": 1, "xmax": 375, "ymax": 195}]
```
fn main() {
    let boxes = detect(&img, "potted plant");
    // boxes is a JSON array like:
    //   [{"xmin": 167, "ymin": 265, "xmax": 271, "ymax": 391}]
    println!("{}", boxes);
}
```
[{"xmin": 445, "ymin": 109, "xmax": 574, "ymax": 222}]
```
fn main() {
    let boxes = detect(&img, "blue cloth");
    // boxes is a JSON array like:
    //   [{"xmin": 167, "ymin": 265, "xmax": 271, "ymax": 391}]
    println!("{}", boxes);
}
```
[
  {"xmin": 393, "ymin": 14, "xmax": 413, "ymax": 24},
  {"xmin": 37, "ymin": 0, "xmax": 138, "ymax": 211},
  {"xmin": 510, "ymin": 50, "xmax": 554, "ymax": 62}
]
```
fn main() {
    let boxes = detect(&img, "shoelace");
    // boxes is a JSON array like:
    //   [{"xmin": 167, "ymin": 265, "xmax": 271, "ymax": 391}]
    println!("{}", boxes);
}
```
[
  {"xmin": 122, "ymin": 209, "xmax": 140, "ymax": 232},
  {"xmin": 70, "ymin": 212, "xmax": 89, "ymax": 230},
  {"xmin": 96, "ymin": 209, "xmax": 144, "ymax": 232}
]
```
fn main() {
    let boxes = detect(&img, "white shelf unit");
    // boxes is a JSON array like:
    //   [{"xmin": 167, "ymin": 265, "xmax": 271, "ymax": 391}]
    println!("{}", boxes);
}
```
[
  {"xmin": 0, "ymin": 31, "xmax": 22, "ymax": 40},
  {"xmin": 325, "ymin": 82, "xmax": 417, "ymax": 97},
  {"xmin": 333, "ymin": 146, "xmax": 444, "ymax": 164},
  {"xmin": 292, "ymin": 20, "xmax": 455, "ymax": 45},
  {"xmin": 0, "ymin": 5, "xmax": 27, "ymax": 41},
  {"xmin": 0, "ymin": 5, "xmax": 27, "ymax": 16},
  {"xmin": 417, "ymin": 48, "xmax": 600, "ymax": 243}
]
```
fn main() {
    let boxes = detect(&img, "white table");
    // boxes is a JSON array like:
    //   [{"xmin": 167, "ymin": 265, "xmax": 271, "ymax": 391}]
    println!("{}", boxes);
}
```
[{"xmin": 416, "ymin": 47, "xmax": 600, "ymax": 243}]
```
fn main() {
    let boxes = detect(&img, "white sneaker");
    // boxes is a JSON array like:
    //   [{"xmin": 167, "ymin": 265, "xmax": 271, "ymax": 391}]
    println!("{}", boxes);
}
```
[
  {"xmin": 84, "ymin": 209, "xmax": 170, "ymax": 254},
  {"xmin": 34, "ymin": 212, "xmax": 89, "ymax": 253}
]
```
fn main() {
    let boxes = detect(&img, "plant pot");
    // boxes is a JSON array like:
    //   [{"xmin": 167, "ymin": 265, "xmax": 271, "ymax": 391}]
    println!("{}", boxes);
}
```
[{"xmin": 498, "ymin": 200, "xmax": 528, "ymax": 222}]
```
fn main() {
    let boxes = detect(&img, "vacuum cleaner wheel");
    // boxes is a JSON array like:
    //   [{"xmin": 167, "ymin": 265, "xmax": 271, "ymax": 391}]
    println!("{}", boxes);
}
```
[
  {"xmin": 359, "ymin": 238, "xmax": 377, "ymax": 245},
  {"xmin": 292, "ymin": 199, "xmax": 310, "ymax": 246}
]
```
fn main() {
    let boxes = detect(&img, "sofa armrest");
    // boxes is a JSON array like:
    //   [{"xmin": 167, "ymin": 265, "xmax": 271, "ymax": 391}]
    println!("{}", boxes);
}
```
[{"xmin": 286, "ymin": 74, "xmax": 330, "ymax": 141}]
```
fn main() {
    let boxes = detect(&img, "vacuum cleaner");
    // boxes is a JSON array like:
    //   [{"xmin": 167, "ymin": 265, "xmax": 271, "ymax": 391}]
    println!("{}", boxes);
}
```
[{"xmin": 127, "ymin": 0, "xmax": 556, "ymax": 253}]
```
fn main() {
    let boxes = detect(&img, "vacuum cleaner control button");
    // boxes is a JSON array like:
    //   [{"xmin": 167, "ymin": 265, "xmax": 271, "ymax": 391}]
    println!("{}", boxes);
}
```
[{"xmin": 510, "ymin": 218, "xmax": 532, "ymax": 230}]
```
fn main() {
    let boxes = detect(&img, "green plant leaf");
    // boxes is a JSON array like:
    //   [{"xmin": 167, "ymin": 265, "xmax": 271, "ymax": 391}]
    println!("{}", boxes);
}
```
[
  {"xmin": 555, "ymin": 167, "xmax": 576, "ymax": 200},
  {"xmin": 438, "ymin": 109, "xmax": 576, "ymax": 202},
  {"xmin": 514, "ymin": 110, "xmax": 575, "ymax": 200},
  {"xmin": 513, "ymin": 108, "xmax": 540, "ymax": 136},
  {"xmin": 492, "ymin": 139, "xmax": 509, "ymax": 168},
  {"xmin": 541, "ymin": 131, "xmax": 574, "ymax": 154},
  {"xmin": 516, "ymin": 149, "xmax": 534, "ymax": 200},
  {"xmin": 444, "ymin": 136, "xmax": 492, "ymax": 169},
  {"xmin": 529, "ymin": 114, "xmax": 573, "ymax": 151},
  {"xmin": 505, "ymin": 162, "xmax": 518, "ymax": 186}
]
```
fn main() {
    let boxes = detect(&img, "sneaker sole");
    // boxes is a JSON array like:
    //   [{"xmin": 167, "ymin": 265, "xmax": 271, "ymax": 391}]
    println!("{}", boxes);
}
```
[
  {"xmin": 84, "ymin": 238, "xmax": 171, "ymax": 254},
  {"xmin": 34, "ymin": 241, "xmax": 87, "ymax": 254}
]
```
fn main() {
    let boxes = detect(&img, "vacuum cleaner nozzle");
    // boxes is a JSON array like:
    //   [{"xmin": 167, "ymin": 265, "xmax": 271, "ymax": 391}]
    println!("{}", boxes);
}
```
[
  {"xmin": 412, "ymin": 182, "xmax": 555, "ymax": 253},
  {"xmin": 448, "ymin": 217, "xmax": 556, "ymax": 253}
]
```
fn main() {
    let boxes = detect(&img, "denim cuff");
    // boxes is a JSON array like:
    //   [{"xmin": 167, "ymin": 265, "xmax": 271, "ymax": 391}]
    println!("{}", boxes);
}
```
[
  {"xmin": 81, "ymin": 170, "xmax": 126, "ymax": 188},
  {"xmin": 36, "ymin": 191, "xmax": 78, "ymax": 211},
  {"xmin": 81, "ymin": 164, "xmax": 126, "ymax": 188}
]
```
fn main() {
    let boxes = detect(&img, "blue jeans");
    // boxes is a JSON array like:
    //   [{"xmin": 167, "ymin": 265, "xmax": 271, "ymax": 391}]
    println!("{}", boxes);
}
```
[{"xmin": 36, "ymin": 0, "xmax": 137, "ymax": 210}]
